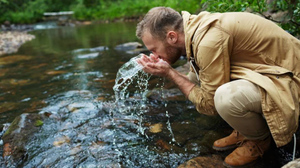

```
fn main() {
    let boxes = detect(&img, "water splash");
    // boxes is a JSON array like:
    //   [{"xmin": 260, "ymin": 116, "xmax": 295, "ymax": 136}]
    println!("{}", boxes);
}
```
[
  {"xmin": 113, "ymin": 54, "xmax": 151, "ymax": 104},
  {"xmin": 112, "ymin": 55, "xmax": 152, "ymax": 136},
  {"xmin": 111, "ymin": 54, "xmax": 154, "ymax": 165}
]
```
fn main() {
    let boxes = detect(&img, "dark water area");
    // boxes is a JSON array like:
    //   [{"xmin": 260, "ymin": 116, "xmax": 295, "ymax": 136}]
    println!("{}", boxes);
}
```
[{"xmin": 0, "ymin": 22, "xmax": 298, "ymax": 167}]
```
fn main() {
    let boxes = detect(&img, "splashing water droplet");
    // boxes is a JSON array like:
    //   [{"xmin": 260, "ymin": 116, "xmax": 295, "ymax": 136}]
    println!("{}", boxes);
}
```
[
  {"xmin": 110, "ymin": 54, "xmax": 154, "ymax": 163},
  {"xmin": 113, "ymin": 54, "xmax": 151, "ymax": 102}
]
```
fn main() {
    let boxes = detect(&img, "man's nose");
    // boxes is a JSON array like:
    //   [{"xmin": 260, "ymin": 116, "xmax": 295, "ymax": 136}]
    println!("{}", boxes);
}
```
[
  {"xmin": 151, "ymin": 52, "xmax": 158, "ymax": 57},
  {"xmin": 150, "ymin": 53, "xmax": 159, "ymax": 60}
]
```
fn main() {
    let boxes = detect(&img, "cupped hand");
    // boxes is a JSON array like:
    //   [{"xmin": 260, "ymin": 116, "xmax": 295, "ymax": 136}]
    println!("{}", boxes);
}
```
[{"xmin": 137, "ymin": 54, "xmax": 172, "ymax": 77}]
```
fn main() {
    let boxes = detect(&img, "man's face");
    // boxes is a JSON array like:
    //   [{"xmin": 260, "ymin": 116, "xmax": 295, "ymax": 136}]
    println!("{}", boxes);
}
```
[{"xmin": 142, "ymin": 31, "xmax": 182, "ymax": 64}]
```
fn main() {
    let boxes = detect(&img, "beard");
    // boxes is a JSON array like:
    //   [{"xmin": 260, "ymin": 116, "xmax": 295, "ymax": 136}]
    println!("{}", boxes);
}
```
[{"xmin": 164, "ymin": 43, "xmax": 183, "ymax": 64}]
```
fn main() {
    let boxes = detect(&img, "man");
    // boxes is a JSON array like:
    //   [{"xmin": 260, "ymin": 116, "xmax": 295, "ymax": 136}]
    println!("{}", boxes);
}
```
[{"xmin": 136, "ymin": 6, "xmax": 300, "ymax": 168}]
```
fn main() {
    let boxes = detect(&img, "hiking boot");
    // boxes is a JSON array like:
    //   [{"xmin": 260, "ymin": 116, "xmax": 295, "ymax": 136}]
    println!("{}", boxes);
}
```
[
  {"xmin": 213, "ymin": 130, "xmax": 245, "ymax": 151},
  {"xmin": 223, "ymin": 136, "xmax": 271, "ymax": 168}
]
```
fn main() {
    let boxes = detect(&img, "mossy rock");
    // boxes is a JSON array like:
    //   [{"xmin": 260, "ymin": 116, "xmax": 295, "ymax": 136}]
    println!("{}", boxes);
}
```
[{"xmin": 2, "ymin": 113, "xmax": 43, "ymax": 163}]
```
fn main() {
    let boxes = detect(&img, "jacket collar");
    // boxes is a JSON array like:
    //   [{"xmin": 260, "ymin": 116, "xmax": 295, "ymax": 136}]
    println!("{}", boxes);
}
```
[{"xmin": 182, "ymin": 11, "xmax": 219, "ymax": 60}]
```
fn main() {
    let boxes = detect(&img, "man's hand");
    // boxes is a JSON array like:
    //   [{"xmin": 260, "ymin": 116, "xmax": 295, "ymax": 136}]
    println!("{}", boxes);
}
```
[
  {"xmin": 137, "ymin": 53, "xmax": 196, "ymax": 97},
  {"xmin": 137, "ymin": 54, "xmax": 172, "ymax": 77}
]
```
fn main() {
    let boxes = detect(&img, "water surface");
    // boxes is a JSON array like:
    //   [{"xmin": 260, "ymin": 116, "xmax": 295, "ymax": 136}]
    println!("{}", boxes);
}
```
[{"xmin": 0, "ymin": 22, "xmax": 140, "ymax": 124}]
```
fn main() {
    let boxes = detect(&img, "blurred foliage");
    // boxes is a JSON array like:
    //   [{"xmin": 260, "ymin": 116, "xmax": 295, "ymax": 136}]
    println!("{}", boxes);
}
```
[
  {"xmin": 71, "ymin": 0, "xmax": 201, "ymax": 20},
  {"xmin": 0, "ymin": 0, "xmax": 201, "ymax": 23},
  {"xmin": 200, "ymin": 0, "xmax": 300, "ymax": 37},
  {"xmin": 0, "ymin": 0, "xmax": 299, "ymax": 37}
]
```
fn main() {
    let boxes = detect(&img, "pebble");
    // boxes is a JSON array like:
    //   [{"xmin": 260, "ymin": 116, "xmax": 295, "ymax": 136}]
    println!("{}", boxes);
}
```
[{"xmin": 0, "ymin": 31, "xmax": 35, "ymax": 56}]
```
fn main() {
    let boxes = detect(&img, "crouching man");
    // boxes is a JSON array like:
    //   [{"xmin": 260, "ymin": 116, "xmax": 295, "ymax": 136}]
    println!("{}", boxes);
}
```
[{"xmin": 136, "ymin": 6, "xmax": 300, "ymax": 167}]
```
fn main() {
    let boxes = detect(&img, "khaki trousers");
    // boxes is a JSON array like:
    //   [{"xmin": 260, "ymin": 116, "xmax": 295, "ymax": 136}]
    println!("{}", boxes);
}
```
[{"xmin": 214, "ymin": 79, "xmax": 270, "ymax": 140}]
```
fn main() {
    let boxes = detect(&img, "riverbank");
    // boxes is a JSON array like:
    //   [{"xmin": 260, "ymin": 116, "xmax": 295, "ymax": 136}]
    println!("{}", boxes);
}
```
[{"xmin": 0, "ymin": 31, "xmax": 35, "ymax": 56}]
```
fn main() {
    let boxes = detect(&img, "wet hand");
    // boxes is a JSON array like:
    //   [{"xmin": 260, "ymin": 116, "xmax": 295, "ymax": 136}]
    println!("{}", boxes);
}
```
[{"xmin": 137, "ymin": 54, "xmax": 172, "ymax": 77}]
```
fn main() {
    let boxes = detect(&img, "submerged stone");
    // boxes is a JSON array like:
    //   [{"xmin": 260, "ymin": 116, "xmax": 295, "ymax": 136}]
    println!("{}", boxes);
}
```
[
  {"xmin": 2, "ymin": 113, "xmax": 43, "ymax": 163},
  {"xmin": 178, "ymin": 155, "xmax": 224, "ymax": 168},
  {"xmin": 149, "ymin": 123, "xmax": 163, "ymax": 133},
  {"xmin": 46, "ymin": 70, "xmax": 67, "ymax": 75},
  {"xmin": 156, "ymin": 139, "xmax": 171, "ymax": 151},
  {"xmin": 0, "ymin": 55, "xmax": 32, "ymax": 65},
  {"xmin": 53, "ymin": 135, "xmax": 71, "ymax": 147}
]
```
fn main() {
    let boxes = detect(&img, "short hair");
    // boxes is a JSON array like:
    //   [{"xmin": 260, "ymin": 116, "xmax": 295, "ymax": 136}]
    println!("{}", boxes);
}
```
[{"xmin": 136, "ymin": 7, "xmax": 183, "ymax": 40}]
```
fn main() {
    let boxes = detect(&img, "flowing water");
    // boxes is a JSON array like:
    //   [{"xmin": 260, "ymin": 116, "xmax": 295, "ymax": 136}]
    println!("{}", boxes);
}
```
[{"xmin": 0, "ymin": 22, "xmax": 294, "ymax": 167}]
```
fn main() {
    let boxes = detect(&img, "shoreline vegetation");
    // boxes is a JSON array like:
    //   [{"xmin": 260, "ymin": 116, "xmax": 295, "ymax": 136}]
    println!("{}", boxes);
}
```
[
  {"xmin": 0, "ymin": 0, "xmax": 299, "ymax": 36},
  {"xmin": 0, "ymin": 0, "xmax": 299, "ymax": 56}
]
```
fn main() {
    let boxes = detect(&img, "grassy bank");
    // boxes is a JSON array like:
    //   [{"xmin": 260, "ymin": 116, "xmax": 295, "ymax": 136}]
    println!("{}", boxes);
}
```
[
  {"xmin": 73, "ymin": 0, "xmax": 202, "ymax": 21},
  {"xmin": 0, "ymin": 0, "xmax": 299, "ymax": 36},
  {"xmin": 0, "ymin": 0, "xmax": 201, "ymax": 23}
]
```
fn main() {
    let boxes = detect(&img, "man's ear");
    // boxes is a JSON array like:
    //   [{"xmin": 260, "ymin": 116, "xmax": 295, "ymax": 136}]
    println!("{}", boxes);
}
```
[{"xmin": 166, "ymin": 31, "xmax": 178, "ymax": 44}]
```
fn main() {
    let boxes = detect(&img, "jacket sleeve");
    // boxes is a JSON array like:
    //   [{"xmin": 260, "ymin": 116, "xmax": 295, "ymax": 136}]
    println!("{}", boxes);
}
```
[{"xmin": 188, "ymin": 27, "xmax": 231, "ymax": 115}]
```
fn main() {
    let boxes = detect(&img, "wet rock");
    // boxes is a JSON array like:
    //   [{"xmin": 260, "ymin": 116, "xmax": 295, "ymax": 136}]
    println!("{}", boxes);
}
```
[
  {"xmin": 72, "ymin": 46, "xmax": 107, "ymax": 54},
  {"xmin": 282, "ymin": 158, "xmax": 300, "ymax": 168},
  {"xmin": 195, "ymin": 114, "xmax": 224, "ymax": 130},
  {"xmin": 171, "ymin": 121, "xmax": 202, "ymax": 146},
  {"xmin": 149, "ymin": 123, "xmax": 163, "ymax": 133},
  {"xmin": 2, "ymin": 143, "xmax": 12, "ymax": 157},
  {"xmin": 77, "ymin": 52, "xmax": 99, "ymax": 59},
  {"xmin": 53, "ymin": 135, "xmax": 71, "ymax": 147},
  {"xmin": 115, "ymin": 42, "xmax": 142, "ymax": 51},
  {"xmin": 156, "ymin": 139, "xmax": 171, "ymax": 151},
  {"xmin": 146, "ymin": 88, "xmax": 186, "ymax": 102},
  {"xmin": 114, "ymin": 42, "xmax": 148, "ymax": 54},
  {"xmin": 0, "ymin": 31, "xmax": 35, "ymax": 56},
  {"xmin": 1, "ymin": 23, "xmax": 34, "ymax": 31},
  {"xmin": 69, "ymin": 145, "xmax": 82, "ymax": 155},
  {"xmin": 185, "ymin": 139, "xmax": 211, "ymax": 155},
  {"xmin": 2, "ymin": 113, "xmax": 43, "ymax": 163},
  {"xmin": 126, "ymin": 48, "xmax": 149, "ymax": 55},
  {"xmin": 177, "ymin": 154, "xmax": 224, "ymax": 168}
]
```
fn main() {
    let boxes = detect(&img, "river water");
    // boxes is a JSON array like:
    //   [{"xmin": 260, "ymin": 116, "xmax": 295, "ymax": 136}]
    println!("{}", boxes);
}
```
[{"xmin": 0, "ymin": 22, "xmax": 293, "ymax": 167}]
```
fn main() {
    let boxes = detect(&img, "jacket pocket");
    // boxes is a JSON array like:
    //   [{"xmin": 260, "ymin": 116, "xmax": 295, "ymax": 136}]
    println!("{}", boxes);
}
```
[{"xmin": 254, "ymin": 65, "xmax": 293, "ymax": 78}]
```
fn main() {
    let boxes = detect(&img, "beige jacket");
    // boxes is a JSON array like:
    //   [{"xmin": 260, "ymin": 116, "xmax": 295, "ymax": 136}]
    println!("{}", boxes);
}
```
[{"xmin": 183, "ymin": 11, "xmax": 300, "ymax": 147}]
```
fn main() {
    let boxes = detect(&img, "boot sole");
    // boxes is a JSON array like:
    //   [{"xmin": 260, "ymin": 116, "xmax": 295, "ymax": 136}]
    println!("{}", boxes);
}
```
[{"xmin": 212, "ymin": 144, "xmax": 238, "ymax": 151}]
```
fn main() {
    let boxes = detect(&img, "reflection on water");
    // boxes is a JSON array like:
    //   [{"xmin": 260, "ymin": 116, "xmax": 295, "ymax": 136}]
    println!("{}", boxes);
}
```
[{"xmin": 0, "ymin": 22, "xmax": 139, "ymax": 124}]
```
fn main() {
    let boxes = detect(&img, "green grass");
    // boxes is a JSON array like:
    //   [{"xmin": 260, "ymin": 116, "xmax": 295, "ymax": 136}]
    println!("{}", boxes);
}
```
[{"xmin": 0, "ymin": 0, "xmax": 299, "ymax": 37}]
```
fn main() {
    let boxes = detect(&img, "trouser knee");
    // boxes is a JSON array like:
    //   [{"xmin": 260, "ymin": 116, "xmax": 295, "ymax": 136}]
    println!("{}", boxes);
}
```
[
  {"xmin": 214, "ymin": 83, "xmax": 236, "ymax": 120},
  {"xmin": 214, "ymin": 79, "xmax": 262, "ymax": 119},
  {"xmin": 213, "ymin": 80, "xmax": 270, "ymax": 140}
]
